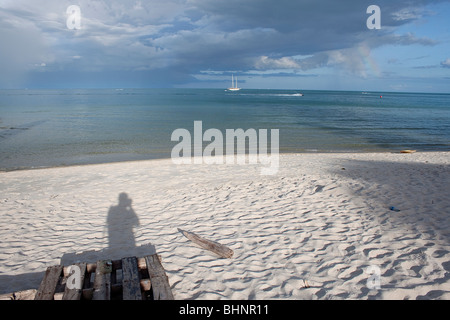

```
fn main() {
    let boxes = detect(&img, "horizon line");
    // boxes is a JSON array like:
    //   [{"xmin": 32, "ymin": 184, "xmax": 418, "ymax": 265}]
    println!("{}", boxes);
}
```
[{"xmin": 1, "ymin": 87, "xmax": 449, "ymax": 95}]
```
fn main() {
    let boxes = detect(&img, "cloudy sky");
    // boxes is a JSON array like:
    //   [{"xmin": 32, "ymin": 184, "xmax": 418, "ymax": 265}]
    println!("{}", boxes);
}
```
[{"xmin": 1, "ymin": 0, "xmax": 450, "ymax": 92}]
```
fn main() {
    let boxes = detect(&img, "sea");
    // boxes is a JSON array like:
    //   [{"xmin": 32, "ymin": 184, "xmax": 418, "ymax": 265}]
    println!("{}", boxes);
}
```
[{"xmin": 0, "ymin": 88, "xmax": 449, "ymax": 171}]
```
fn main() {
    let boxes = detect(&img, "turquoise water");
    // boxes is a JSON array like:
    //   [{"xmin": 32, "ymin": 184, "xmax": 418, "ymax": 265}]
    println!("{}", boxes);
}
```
[{"xmin": 0, "ymin": 88, "xmax": 449, "ymax": 170}]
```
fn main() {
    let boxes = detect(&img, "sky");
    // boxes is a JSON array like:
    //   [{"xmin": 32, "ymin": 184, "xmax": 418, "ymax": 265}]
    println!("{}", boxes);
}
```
[{"xmin": 1, "ymin": 0, "xmax": 450, "ymax": 92}]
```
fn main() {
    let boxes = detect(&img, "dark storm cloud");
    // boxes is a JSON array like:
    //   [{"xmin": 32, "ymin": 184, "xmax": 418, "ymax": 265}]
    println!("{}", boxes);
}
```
[{"xmin": 0, "ymin": 0, "xmax": 446, "ymax": 87}]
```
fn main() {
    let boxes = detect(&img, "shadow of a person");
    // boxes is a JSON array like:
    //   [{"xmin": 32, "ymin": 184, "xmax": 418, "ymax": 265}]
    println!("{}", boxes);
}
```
[
  {"xmin": 107, "ymin": 192, "xmax": 140, "ymax": 250},
  {"xmin": 61, "ymin": 192, "xmax": 155, "ymax": 267}
]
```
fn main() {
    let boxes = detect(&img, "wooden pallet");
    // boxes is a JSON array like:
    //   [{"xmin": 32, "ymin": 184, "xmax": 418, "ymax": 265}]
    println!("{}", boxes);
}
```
[{"xmin": 3, "ymin": 254, "xmax": 173, "ymax": 300}]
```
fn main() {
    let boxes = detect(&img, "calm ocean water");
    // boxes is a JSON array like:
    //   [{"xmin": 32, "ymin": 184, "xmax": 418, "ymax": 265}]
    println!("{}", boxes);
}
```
[{"xmin": 0, "ymin": 88, "xmax": 449, "ymax": 170}]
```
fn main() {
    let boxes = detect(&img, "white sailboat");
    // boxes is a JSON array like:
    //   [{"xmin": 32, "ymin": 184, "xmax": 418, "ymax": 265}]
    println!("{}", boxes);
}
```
[{"xmin": 227, "ymin": 74, "xmax": 241, "ymax": 91}]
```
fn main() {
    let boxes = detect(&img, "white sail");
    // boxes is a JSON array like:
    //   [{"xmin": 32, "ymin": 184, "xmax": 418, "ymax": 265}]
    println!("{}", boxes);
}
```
[{"xmin": 227, "ymin": 74, "xmax": 241, "ymax": 91}]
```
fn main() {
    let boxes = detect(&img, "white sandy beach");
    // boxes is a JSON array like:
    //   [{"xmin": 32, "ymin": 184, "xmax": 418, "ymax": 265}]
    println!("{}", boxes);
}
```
[{"xmin": 0, "ymin": 152, "xmax": 449, "ymax": 300}]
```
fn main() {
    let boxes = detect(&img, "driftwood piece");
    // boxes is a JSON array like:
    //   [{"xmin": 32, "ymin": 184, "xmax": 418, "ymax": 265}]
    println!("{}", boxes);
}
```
[{"xmin": 178, "ymin": 228, "xmax": 234, "ymax": 259}]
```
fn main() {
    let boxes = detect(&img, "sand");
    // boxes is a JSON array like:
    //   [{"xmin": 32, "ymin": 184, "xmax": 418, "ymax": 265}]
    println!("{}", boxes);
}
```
[{"xmin": 0, "ymin": 152, "xmax": 449, "ymax": 299}]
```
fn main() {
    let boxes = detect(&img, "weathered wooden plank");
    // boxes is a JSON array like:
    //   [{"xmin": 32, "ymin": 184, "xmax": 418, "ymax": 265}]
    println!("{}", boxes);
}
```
[
  {"xmin": 92, "ymin": 260, "xmax": 112, "ymax": 300},
  {"xmin": 145, "ymin": 255, "xmax": 174, "ymax": 300},
  {"xmin": 62, "ymin": 263, "xmax": 87, "ymax": 300},
  {"xmin": 178, "ymin": 228, "xmax": 234, "ymax": 259},
  {"xmin": 34, "ymin": 265, "xmax": 63, "ymax": 300},
  {"xmin": 121, "ymin": 257, "xmax": 142, "ymax": 300}
]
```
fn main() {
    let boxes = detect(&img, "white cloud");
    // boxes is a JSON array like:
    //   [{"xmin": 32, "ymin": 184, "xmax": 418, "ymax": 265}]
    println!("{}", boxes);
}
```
[
  {"xmin": 253, "ymin": 56, "xmax": 300, "ymax": 70},
  {"xmin": 441, "ymin": 58, "xmax": 450, "ymax": 68},
  {"xmin": 391, "ymin": 7, "xmax": 430, "ymax": 21}
]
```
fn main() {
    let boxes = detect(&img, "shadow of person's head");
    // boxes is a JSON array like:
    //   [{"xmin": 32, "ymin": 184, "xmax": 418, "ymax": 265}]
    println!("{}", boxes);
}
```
[{"xmin": 118, "ymin": 192, "xmax": 132, "ymax": 207}]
